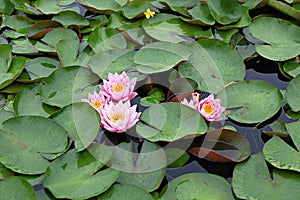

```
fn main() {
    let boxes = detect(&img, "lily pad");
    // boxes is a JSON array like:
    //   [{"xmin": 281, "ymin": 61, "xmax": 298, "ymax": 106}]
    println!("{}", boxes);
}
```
[
  {"xmin": 189, "ymin": 129, "xmax": 251, "ymax": 162},
  {"xmin": 44, "ymin": 144, "xmax": 119, "ymax": 199},
  {"xmin": 206, "ymin": 0, "xmax": 242, "ymax": 25},
  {"xmin": 88, "ymin": 27, "xmax": 127, "ymax": 53},
  {"xmin": 88, "ymin": 49, "xmax": 135, "ymax": 79},
  {"xmin": 282, "ymin": 60, "xmax": 300, "ymax": 78},
  {"xmin": 0, "ymin": 110, "xmax": 14, "ymax": 129},
  {"xmin": 0, "ymin": 44, "xmax": 12, "ymax": 73},
  {"xmin": 24, "ymin": 57, "xmax": 60, "ymax": 82},
  {"xmin": 165, "ymin": 148, "xmax": 190, "ymax": 168},
  {"xmin": 0, "ymin": 0, "xmax": 14, "ymax": 15},
  {"xmin": 78, "ymin": 0, "xmax": 122, "ymax": 14},
  {"xmin": 39, "ymin": 66, "xmax": 99, "ymax": 107},
  {"xmin": 178, "ymin": 39, "xmax": 246, "ymax": 93},
  {"xmin": 13, "ymin": 84, "xmax": 53, "ymax": 117},
  {"xmin": 52, "ymin": 10, "xmax": 89, "ymax": 28},
  {"xmin": 262, "ymin": 120, "xmax": 289, "ymax": 137},
  {"xmin": 187, "ymin": 2, "xmax": 215, "ymax": 26},
  {"xmin": 0, "ymin": 116, "xmax": 68, "ymax": 174},
  {"xmin": 0, "ymin": 163, "xmax": 14, "ymax": 180},
  {"xmin": 3, "ymin": 15, "xmax": 35, "ymax": 34},
  {"xmin": 0, "ymin": 176, "xmax": 37, "ymax": 200},
  {"xmin": 113, "ymin": 141, "xmax": 167, "ymax": 192},
  {"xmin": 232, "ymin": 152, "xmax": 300, "ymax": 200},
  {"xmin": 51, "ymin": 103, "xmax": 100, "ymax": 152},
  {"xmin": 0, "ymin": 56, "xmax": 27, "ymax": 89},
  {"xmin": 286, "ymin": 74, "xmax": 300, "ymax": 112},
  {"xmin": 136, "ymin": 102, "xmax": 208, "ymax": 142},
  {"xmin": 263, "ymin": 121, "xmax": 300, "ymax": 172},
  {"xmin": 41, "ymin": 28, "xmax": 78, "ymax": 49},
  {"xmin": 161, "ymin": 173, "xmax": 235, "ymax": 200},
  {"xmin": 134, "ymin": 42, "xmax": 192, "ymax": 74},
  {"xmin": 97, "ymin": 184, "xmax": 153, "ymax": 200},
  {"xmin": 56, "ymin": 39, "xmax": 80, "ymax": 66},
  {"xmin": 249, "ymin": 17, "xmax": 300, "ymax": 61},
  {"xmin": 223, "ymin": 80, "xmax": 283, "ymax": 124},
  {"xmin": 28, "ymin": 20, "xmax": 62, "ymax": 39},
  {"xmin": 122, "ymin": 0, "xmax": 153, "ymax": 19}
]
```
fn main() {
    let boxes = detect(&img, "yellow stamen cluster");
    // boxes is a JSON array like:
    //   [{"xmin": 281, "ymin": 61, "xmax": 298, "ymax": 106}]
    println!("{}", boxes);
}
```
[
  {"xmin": 92, "ymin": 100, "xmax": 102, "ymax": 109},
  {"xmin": 110, "ymin": 112, "xmax": 125, "ymax": 123},
  {"xmin": 144, "ymin": 9, "xmax": 155, "ymax": 19},
  {"xmin": 203, "ymin": 103, "xmax": 214, "ymax": 115},
  {"xmin": 111, "ymin": 83, "xmax": 126, "ymax": 93}
]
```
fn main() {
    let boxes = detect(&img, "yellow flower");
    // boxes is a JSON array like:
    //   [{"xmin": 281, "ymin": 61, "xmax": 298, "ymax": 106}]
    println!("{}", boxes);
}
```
[{"xmin": 144, "ymin": 9, "xmax": 155, "ymax": 19}]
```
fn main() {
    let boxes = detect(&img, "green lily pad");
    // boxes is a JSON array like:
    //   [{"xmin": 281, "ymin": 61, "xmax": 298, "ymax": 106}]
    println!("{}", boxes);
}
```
[
  {"xmin": 262, "ymin": 120, "xmax": 289, "ymax": 137},
  {"xmin": 56, "ymin": 39, "xmax": 80, "ymax": 66},
  {"xmin": 0, "ymin": 44, "xmax": 12, "ymax": 73},
  {"xmin": 11, "ymin": 38, "xmax": 40, "ymax": 55},
  {"xmin": 13, "ymin": 84, "xmax": 53, "ymax": 117},
  {"xmin": 78, "ymin": 0, "xmax": 122, "ymax": 14},
  {"xmin": 0, "ymin": 0, "xmax": 14, "ymax": 15},
  {"xmin": 165, "ymin": 148, "xmax": 190, "ymax": 168},
  {"xmin": 3, "ymin": 15, "xmax": 35, "ymax": 34},
  {"xmin": 0, "ymin": 116, "xmax": 68, "ymax": 174},
  {"xmin": 24, "ymin": 57, "xmax": 60, "ymax": 82},
  {"xmin": 282, "ymin": 60, "xmax": 300, "ymax": 78},
  {"xmin": 113, "ymin": 141, "xmax": 167, "ymax": 192},
  {"xmin": 0, "ymin": 176, "xmax": 37, "ymax": 200},
  {"xmin": 178, "ymin": 39, "xmax": 245, "ymax": 93},
  {"xmin": 223, "ymin": 80, "xmax": 283, "ymax": 124},
  {"xmin": 134, "ymin": 42, "xmax": 192, "ymax": 74},
  {"xmin": 142, "ymin": 13, "xmax": 204, "ymax": 43},
  {"xmin": 232, "ymin": 152, "xmax": 300, "ymax": 200},
  {"xmin": 44, "ymin": 144, "xmax": 119, "ymax": 199},
  {"xmin": 0, "ymin": 110, "xmax": 14, "ymax": 129},
  {"xmin": 286, "ymin": 74, "xmax": 300, "ymax": 112},
  {"xmin": 218, "ymin": 7, "xmax": 251, "ymax": 30},
  {"xmin": 51, "ymin": 103, "xmax": 100, "ymax": 152},
  {"xmin": 28, "ymin": 20, "xmax": 62, "ymax": 39},
  {"xmin": 88, "ymin": 27, "xmax": 127, "ymax": 53},
  {"xmin": 263, "ymin": 121, "xmax": 300, "ymax": 172},
  {"xmin": 39, "ymin": 66, "xmax": 99, "ymax": 107},
  {"xmin": 41, "ymin": 28, "xmax": 78, "ymax": 49},
  {"xmin": 52, "ymin": 10, "xmax": 89, "ymax": 28},
  {"xmin": 33, "ymin": 0, "xmax": 78, "ymax": 14},
  {"xmin": 88, "ymin": 49, "xmax": 135, "ymax": 79},
  {"xmin": 161, "ymin": 173, "xmax": 235, "ymax": 200},
  {"xmin": 249, "ymin": 17, "xmax": 300, "ymax": 61},
  {"xmin": 0, "ymin": 56, "xmax": 27, "ymax": 89},
  {"xmin": 187, "ymin": 2, "xmax": 215, "ymax": 26},
  {"xmin": 97, "ymin": 184, "xmax": 153, "ymax": 200},
  {"xmin": 136, "ymin": 102, "xmax": 208, "ymax": 142},
  {"xmin": 206, "ymin": 0, "xmax": 242, "ymax": 25},
  {"xmin": 122, "ymin": 0, "xmax": 153, "ymax": 19},
  {"xmin": 189, "ymin": 129, "xmax": 251, "ymax": 162},
  {"xmin": 0, "ymin": 163, "xmax": 14, "ymax": 180}
]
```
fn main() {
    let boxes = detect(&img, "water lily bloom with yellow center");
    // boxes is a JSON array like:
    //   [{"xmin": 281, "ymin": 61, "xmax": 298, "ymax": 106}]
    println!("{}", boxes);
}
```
[
  {"xmin": 100, "ymin": 71, "xmax": 137, "ymax": 102},
  {"xmin": 197, "ymin": 94, "xmax": 225, "ymax": 122},
  {"xmin": 144, "ymin": 9, "xmax": 155, "ymax": 19},
  {"xmin": 81, "ymin": 92, "xmax": 107, "ymax": 112},
  {"xmin": 99, "ymin": 101, "xmax": 141, "ymax": 133},
  {"xmin": 181, "ymin": 92, "xmax": 201, "ymax": 109}
]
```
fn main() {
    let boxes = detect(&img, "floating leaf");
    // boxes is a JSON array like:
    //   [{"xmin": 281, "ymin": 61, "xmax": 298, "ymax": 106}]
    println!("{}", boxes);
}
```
[
  {"xmin": 178, "ymin": 39, "xmax": 245, "ymax": 93},
  {"xmin": 189, "ymin": 129, "xmax": 251, "ymax": 162},
  {"xmin": 134, "ymin": 42, "xmax": 192, "ymax": 74},
  {"xmin": 97, "ymin": 184, "xmax": 153, "ymax": 200},
  {"xmin": 165, "ymin": 148, "xmax": 190, "ymax": 168},
  {"xmin": 87, "ymin": 27, "xmax": 127, "ymax": 53},
  {"xmin": 52, "ymin": 10, "xmax": 89, "ymax": 28},
  {"xmin": 249, "ymin": 17, "xmax": 300, "ymax": 61},
  {"xmin": 142, "ymin": 13, "xmax": 204, "ymax": 43},
  {"xmin": 136, "ymin": 102, "xmax": 208, "ymax": 142},
  {"xmin": 0, "ymin": 0, "xmax": 14, "ymax": 15},
  {"xmin": 28, "ymin": 20, "xmax": 62, "ymax": 39},
  {"xmin": 13, "ymin": 84, "xmax": 53, "ymax": 117},
  {"xmin": 41, "ymin": 28, "xmax": 78, "ymax": 49},
  {"xmin": 88, "ymin": 49, "xmax": 135, "ymax": 79},
  {"xmin": 113, "ymin": 141, "xmax": 167, "ymax": 192},
  {"xmin": 0, "ymin": 56, "xmax": 27, "ymax": 89},
  {"xmin": 122, "ymin": 0, "xmax": 152, "ymax": 19},
  {"xmin": 0, "ymin": 44, "xmax": 12, "ymax": 73},
  {"xmin": 3, "ymin": 15, "xmax": 35, "ymax": 34},
  {"xmin": 56, "ymin": 39, "xmax": 79, "ymax": 66},
  {"xmin": 223, "ymin": 80, "xmax": 283, "ymax": 124},
  {"xmin": 232, "ymin": 152, "xmax": 300, "ymax": 200},
  {"xmin": 263, "ymin": 121, "xmax": 300, "ymax": 172},
  {"xmin": 52, "ymin": 103, "xmax": 100, "ymax": 152},
  {"xmin": 39, "ymin": 66, "xmax": 99, "ymax": 107},
  {"xmin": 0, "ymin": 116, "xmax": 68, "ymax": 174},
  {"xmin": 0, "ymin": 177, "xmax": 37, "ymax": 199},
  {"xmin": 206, "ymin": 0, "xmax": 242, "ymax": 25},
  {"xmin": 218, "ymin": 7, "xmax": 251, "ymax": 30},
  {"xmin": 0, "ymin": 110, "xmax": 14, "ymax": 129},
  {"xmin": 0, "ymin": 163, "xmax": 14, "ymax": 180},
  {"xmin": 187, "ymin": 2, "xmax": 215, "ymax": 26},
  {"xmin": 286, "ymin": 74, "xmax": 300, "ymax": 112},
  {"xmin": 78, "ymin": 0, "xmax": 122, "ymax": 14},
  {"xmin": 161, "ymin": 173, "xmax": 235, "ymax": 199},
  {"xmin": 282, "ymin": 60, "xmax": 300, "ymax": 78},
  {"xmin": 44, "ymin": 144, "xmax": 119, "ymax": 199}
]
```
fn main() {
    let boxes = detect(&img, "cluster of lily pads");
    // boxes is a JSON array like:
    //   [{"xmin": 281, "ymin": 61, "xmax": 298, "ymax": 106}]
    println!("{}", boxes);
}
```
[{"xmin": 0, "ymin": 0, "xmax": 300, "ymax": 199}]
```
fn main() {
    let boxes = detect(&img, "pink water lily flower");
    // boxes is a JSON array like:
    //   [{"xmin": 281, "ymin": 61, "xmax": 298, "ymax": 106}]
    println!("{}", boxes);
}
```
[
  {"xmin": 181, "ymin": 92, "xmax": 201, "ymax": 109},
  {"xmin": 197, "ymin": 94, "xmax": 225, "ymax": 122},
  {"xmin": 81, "ymin": 92, "xmax": 108, "ymax": 112},
  {"xmin": 100, "ymin": 72, "xmax": 137, "ymax": 102},
  {"xmin": 99, "ymin": 100, "xmax": 141, "ymax": 133}
]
